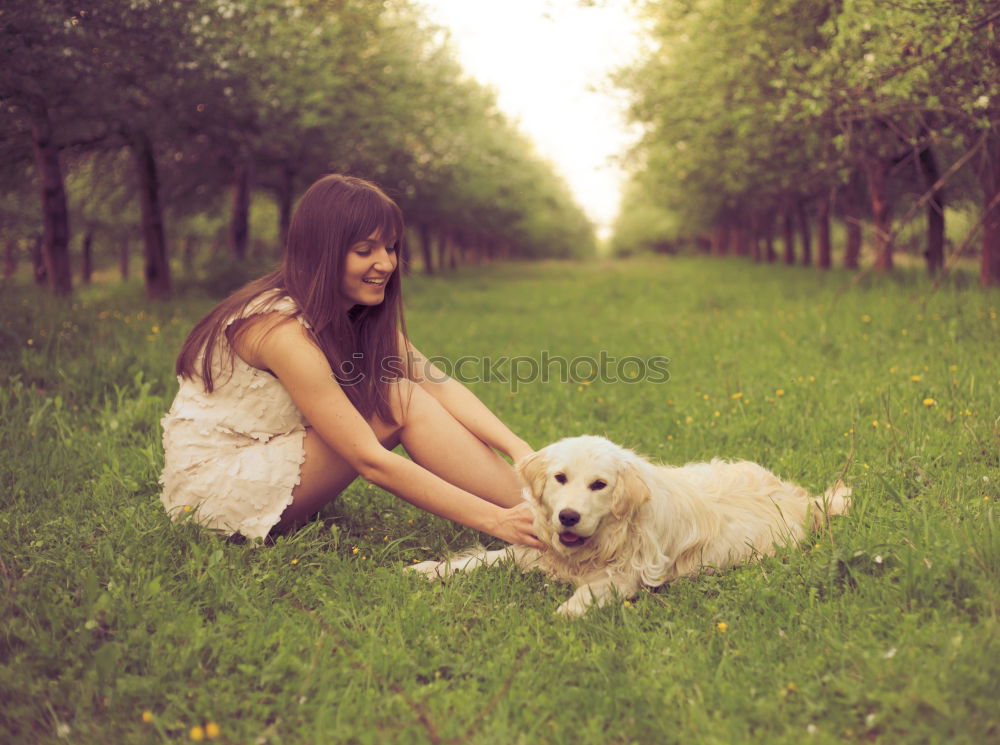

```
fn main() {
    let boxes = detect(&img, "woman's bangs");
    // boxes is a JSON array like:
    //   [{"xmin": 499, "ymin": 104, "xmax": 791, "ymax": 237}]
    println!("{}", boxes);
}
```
[{"xmin": 350, "ymin": 192, "xmax": 405, "ymax": 249}]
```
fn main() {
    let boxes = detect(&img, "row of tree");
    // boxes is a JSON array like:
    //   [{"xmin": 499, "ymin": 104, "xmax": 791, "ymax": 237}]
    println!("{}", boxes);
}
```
[
  {"xmin": 1, "ymin": 0, "xmax": 596, "ymax": 298},
  {"xmin": 613, "ymin": 0, "xmax": 1000, "ymax": 286}
]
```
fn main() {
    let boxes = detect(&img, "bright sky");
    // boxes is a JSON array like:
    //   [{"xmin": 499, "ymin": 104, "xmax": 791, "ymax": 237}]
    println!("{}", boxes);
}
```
[{"xmin": 416, "ymin": 0, "xmax": 644, "ymax": 243}]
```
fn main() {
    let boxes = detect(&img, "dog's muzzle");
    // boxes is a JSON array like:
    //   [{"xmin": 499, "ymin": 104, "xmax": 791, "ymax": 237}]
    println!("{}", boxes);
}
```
[{"xmin": 558, "ymin": 530, "xmax": 587, "ymax": 547}]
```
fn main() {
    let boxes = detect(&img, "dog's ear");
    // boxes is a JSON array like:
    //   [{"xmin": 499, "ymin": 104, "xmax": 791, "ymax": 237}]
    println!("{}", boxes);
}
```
[
  {"xmin": 515, "ymin": 450, "xmax": 548, "ymax": 504},
  {"xmin": 611, "ymin": 461, "xmax": 651, "ymax": 519}
]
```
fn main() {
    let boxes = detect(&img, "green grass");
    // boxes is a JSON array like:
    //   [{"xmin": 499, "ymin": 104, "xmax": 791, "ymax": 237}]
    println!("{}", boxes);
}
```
[{"xmin": 2, "ymin": 257, "xmax": 998, "ymax": 745}]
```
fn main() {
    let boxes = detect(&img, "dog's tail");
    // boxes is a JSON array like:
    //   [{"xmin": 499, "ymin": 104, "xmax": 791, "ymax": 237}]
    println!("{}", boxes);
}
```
[{"xmin": 810, "ymin": 480, "xmax": 852, "ymax": 528}]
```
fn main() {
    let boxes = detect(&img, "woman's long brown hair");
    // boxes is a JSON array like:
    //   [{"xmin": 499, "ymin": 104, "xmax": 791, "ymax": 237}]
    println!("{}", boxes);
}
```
[{"xmin": 175, "ymin": 174, "xmax": 409, "ymax": 423}]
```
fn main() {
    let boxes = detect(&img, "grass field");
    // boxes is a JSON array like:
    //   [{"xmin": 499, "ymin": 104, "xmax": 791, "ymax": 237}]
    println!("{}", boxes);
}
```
[{"xmin": 2, "ymin": 257, "xmax": 998, "ymax": 744}]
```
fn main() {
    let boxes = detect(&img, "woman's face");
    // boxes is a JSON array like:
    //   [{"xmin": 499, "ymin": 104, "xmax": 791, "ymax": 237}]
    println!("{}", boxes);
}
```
[{"xmin": 340, "ymin": 230, "xmax": 398, "ymax": 306}]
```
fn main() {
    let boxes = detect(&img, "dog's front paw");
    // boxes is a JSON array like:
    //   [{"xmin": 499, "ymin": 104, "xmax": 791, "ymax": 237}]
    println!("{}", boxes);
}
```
[
  {"xmin": 405, "ymin": 560, "xmax": 448, "ymax": 580},
  {"xmin": 555, "ymin": 595, "xmax": 591, "ymax": 617}
]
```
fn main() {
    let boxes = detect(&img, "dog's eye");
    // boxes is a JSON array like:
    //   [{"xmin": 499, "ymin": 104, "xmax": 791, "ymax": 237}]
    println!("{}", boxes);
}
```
[
  {"xmin": 554, "ymin": 473, "xmax": 567, "ymax": 484},
  {"xmin": 588, "ymin": 480, "xmax": 607, "ymax": 491}
]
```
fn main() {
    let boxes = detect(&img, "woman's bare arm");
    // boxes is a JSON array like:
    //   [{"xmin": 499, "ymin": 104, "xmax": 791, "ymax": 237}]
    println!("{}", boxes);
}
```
[{"xmin": 235, "ymin": 315, "xmax": 539, "ymax": 546}]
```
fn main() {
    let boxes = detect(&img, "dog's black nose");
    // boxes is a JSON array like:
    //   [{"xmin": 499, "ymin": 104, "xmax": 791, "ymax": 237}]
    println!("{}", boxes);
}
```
[{"xmin": 558, "ymin": 509, "xmax": 580, "ymax": 527}]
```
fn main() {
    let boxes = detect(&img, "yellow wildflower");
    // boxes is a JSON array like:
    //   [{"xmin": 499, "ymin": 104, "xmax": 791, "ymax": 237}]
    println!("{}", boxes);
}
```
[
  {"xmin": 730, "ymin": 392, "xmax": 743, "ymax": 400},
  {"xmin": 290, "ymin": 558, "xmax": 298, "ymax": 565},
  {"xmin": 910, "ymin": 375, "xmax": 922, "ymax": 382},
  {"xmin": 684, "ymin": 416, "xmax": 693, "ymax": 424},
  {"xmin": 923, "ymin": 398, "xmax": 936, "ymax": 407},
  {"xmin": 141, "ymin": 711, "xmax": 154, "ymax": 723},
  {"xmin": 352, "ymin": 546, "xmax": 360, "ymax": 555},
  {"xmin": 205, "ymin": 722, "xmax": 220, "ymax": 739},
  {"xmin": 717, "ymin": 622, "xmax": 728, "ymax": 633},
  {"xmin": 775, "ymin": 389, "xmax": 785, "ymax": 397},
  {"xmin": 190, "ymin": 726, "xmax": 205, "ymax": 741},
  {"xmin": 872, "ymin": 420, "xmax": 879, "ymax": 428}
]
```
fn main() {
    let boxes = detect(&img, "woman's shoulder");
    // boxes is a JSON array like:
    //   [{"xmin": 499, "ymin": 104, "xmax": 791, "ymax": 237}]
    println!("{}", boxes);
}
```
[
  {"xmin": 230, "ymin": 289, "xmax": 311, "ymax": 329},
  {"xmin": 227, "ymin": 295, "xmax": 316, "ymax": 371}
]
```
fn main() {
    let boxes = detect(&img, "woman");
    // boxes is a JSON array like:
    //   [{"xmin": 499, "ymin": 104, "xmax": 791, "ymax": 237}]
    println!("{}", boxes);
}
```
[{"xmin": 160, "ymin": 174, "xmax": 542, "ymax": 548}]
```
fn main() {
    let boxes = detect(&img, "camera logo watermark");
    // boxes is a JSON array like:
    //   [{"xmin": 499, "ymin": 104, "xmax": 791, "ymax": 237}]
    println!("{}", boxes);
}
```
[{"xmin": 335, "ymin": 351, "xmax": 670, "ymax": 393}]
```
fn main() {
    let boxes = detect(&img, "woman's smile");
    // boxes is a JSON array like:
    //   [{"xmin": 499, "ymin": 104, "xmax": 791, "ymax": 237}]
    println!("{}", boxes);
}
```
[{"xmin": 342, "ymin": 231, "xmax": 397, "ymax": 305}]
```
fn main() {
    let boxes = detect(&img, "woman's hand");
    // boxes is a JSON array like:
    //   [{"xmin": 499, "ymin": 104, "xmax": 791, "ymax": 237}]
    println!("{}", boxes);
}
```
[{"xmin": 486, "ymin": 502, "xmax": 545, "ymax": 549}]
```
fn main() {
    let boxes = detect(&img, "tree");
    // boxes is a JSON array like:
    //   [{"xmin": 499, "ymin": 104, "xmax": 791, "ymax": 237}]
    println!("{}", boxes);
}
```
[{"xmin": 615, "ymin": 0, "xmax": 1000, "ymax": 285}]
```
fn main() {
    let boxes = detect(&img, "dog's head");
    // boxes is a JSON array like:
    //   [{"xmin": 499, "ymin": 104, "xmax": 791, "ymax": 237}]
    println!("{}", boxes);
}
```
[{"xmin": 517, "ymin": 435, "xmax": 651, "ymax": 554}]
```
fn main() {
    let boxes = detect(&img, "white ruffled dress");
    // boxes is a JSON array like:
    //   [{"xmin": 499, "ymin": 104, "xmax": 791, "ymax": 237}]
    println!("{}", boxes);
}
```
[{"xmin": 159, "ymin": 291, "xmax": 311, "ymax": 538}]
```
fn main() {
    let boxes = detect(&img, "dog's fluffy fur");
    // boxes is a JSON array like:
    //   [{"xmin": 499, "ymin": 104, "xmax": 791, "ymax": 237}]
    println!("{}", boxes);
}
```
[{"xmin": 408, "ymin": 435, "xmax": 851, "ymax": 616}]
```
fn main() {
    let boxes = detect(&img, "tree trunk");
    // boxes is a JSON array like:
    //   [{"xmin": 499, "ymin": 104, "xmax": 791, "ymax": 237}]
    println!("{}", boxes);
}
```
[
  {"xmin": 980, "ymin": 135, "xmax": 1000, "ymax": 287},
  {"xmin": 918, "ymin": 145, "xmax": 945, "ymax": 275},
  {"xmin": 447, "ymin": 230, "xmax": 457, "ymax": 270},
  {"xmin": 435, "ymin": 226, "xmax": 447, "ymax": 271},
  {"xmin": 798, "ymin": 203, "xmax": 812, "ymax": 266},
  {"xmin": 749, "ymin": 215, "xmax": 762, "ymax": 262},
  {"xmin": 817, "ymin": 196, "xmax": 832, "ymax": 270},
  {"xmin": 782, "ymin": 209, "xmax": 795, "ymax": 265},
  {"xmin": 29, "ymin": 104, "xmax": 73, "ymax": 295},
  {"xmin": 183, "ymin": 235, "xmax": 197, "ymax": 277},
  {"xmin": 761, "ymin": 212, "xmax": 776, "ymax": 262},
  {"xmin": 4, "ymin": 238, "xmax": 17, "ymax": 278},
  {"xmin": 866, "ymin": 158, "xmax": 893, "ymax": 271},
  {"xmin": 229, "ymin": 160, "xmax": 251, "ymax": 260},
  {"xmin": 131, "ymin": 132, "xmax": 171, "ymax": 300},
  {"xmin": 278, "ymin": 166, "xmax": 294, "ymax": 252},
  {"xmin": 81, "ymin": 228, "xmax": 94, "ymax": 284},
  {"xmin": 843, "ymin": 180, "xmax": 863, "ymax": 269},
  {"xmin": 31, "ymin": 234, "xmax": 46, "ymax": 284},
  {"xmin": 711, "ymin": 224, "xmax": 729, "ymax": 256},
  {"xmin": 418, "ymin": 222, "xmax": 434, "ymax": 275},
  {"xmin": 733, "ymin": 226, "xmax": 748, "ymax": 257},
  {"xmin": 119, "ymin": 235, "xmax": 130, "ymax": 280}
]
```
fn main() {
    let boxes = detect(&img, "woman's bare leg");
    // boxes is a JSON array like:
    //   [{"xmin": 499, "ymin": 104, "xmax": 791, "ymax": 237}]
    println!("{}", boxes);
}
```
[
  {"xmin": 391, "ymin": 382, "xmax": 524, "ymax": 508},
  {"xmin": 275, "ymin": 380, "xmax": 522, "ymax": 533},
  {"xmin": 271, "ymin": 427, "xmax": 393, "ymax": 532}
]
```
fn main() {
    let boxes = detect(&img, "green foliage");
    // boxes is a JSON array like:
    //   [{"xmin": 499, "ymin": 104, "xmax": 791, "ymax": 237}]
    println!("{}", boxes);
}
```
[
  {"xmin": 1, "ymin": 0, "xmax": 595, "ymax": 276},
  {"xmin": 2, "ymin": 260, "xmax": 999, "ymax": 743},
  {"xmin": 609, "ymin": 176, "xmax": 686, "ymax": 255},
  {"xmin": 615, "ymin": 0, "xmax": 1000, "ymax": 272}
]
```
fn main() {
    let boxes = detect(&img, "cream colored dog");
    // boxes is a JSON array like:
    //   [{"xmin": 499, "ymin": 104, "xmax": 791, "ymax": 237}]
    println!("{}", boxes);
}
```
[{"xmin": 408, "ymin": 435, "xmax": 851, "ymax": 616}]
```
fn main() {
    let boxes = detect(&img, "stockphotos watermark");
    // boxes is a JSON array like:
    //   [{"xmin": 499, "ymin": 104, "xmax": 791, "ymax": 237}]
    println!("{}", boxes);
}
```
[{"xmin": 335, "ymin": 351, "xmax": 671, "ymax": 392}]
